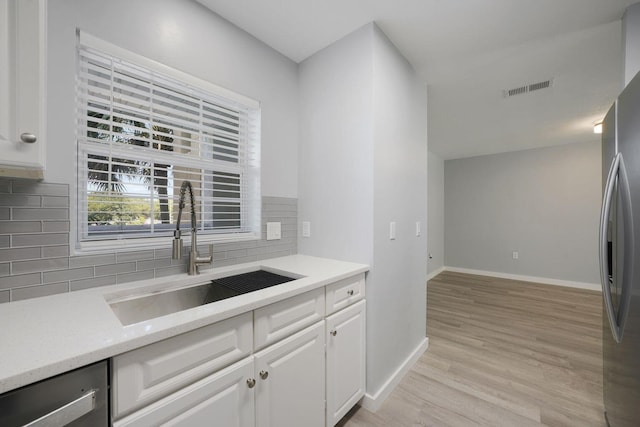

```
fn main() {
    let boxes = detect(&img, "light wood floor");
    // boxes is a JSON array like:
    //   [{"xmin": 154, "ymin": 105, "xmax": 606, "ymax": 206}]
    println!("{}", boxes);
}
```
[{"xmin": 338, "ymin": 271, "xmax": 604, "ymax": 427}]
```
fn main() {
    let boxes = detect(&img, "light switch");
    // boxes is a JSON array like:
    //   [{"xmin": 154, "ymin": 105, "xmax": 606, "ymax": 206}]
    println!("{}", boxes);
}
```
[
  {"xmin": 267, "ymin": 222, "xmax": 281, "ymax": 240},
  {"xmin": 416, "ymin": 221, "xmax": 421, "ymax": 237},
  {"xmin": 302, "ymin": 221, "xmax": 311, "ymax": 238},
  {"xmin": 390, "ymin": 221, "xmax": 396, "ymax": 240}
]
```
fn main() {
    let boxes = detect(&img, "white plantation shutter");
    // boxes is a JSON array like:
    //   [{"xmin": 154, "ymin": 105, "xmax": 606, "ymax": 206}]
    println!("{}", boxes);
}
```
[{"xmin": 76, "ymin": 32, "xmax": 260, "ymax": 245}]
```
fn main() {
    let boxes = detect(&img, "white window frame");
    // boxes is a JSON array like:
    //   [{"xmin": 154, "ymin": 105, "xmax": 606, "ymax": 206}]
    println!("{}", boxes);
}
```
[{"xmin": 75, "ymin": 31, "xmax": 261, "ymax": 253}]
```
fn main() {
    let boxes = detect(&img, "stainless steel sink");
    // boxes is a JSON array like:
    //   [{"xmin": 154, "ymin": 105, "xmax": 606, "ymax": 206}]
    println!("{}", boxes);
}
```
[
  {"xmin": 109, "ymin": 269, "xmax": 297, "ymax": 326},
  {"xmin": 109, "ymin": 281, "xmax": 241, "ymax": 326}
]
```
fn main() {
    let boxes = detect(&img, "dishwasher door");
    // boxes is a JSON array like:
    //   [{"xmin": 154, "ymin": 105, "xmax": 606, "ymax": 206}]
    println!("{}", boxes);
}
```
[{"xmin": 0, "ymin": 360, "xmax": 108, "ymax": 427}]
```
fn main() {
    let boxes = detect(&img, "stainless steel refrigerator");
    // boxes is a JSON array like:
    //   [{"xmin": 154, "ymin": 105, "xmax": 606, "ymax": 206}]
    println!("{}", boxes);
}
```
[{"xmin": 600, "ymin": 70, "xmax": 640, "ymax": 426}]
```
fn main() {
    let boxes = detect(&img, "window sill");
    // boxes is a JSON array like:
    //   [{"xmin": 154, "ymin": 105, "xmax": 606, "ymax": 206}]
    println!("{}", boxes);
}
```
[{"xmin": 72, "ymin": 232, "xmax": 261, "ymax": 256}]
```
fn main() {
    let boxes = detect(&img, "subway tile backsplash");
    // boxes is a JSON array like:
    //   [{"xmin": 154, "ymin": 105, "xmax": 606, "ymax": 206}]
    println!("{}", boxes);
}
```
[{"xmin": 0, "ymin": 178, "xmax": 297, "ymax": 303}]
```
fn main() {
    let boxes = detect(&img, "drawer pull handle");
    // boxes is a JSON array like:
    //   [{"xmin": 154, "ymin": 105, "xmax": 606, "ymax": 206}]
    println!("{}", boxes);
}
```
[
  {"xmin": 247, "ymin": 378, "xmax": 256, "ymax": 388},
  {"xmin": 24, "ymin": 390, "xmax": 95, "ymax": 426},
  {"xmin": 260, "ymin": 370, "xmax": 269, "ymax": 380},
  {"xmin": 347, "ymin": 290, "xmax": 354, "ymax": 296},
  {"xmin": 330, "ymin": 330, "xmax": 337, "ymax": 336},
  {"xmin": 20, "ymin": 133, "xmax": 37, "ymax": 143}
]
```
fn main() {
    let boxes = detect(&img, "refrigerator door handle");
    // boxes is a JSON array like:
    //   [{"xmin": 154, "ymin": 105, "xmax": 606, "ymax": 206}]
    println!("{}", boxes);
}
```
[
  {"xmin": 600, "ymin": 152, "xmax": 634, "ymax": 343},
  {"xmin": 600, "ymin": 153, "xmax": 622, "ymax": 343},
  {"xmin": 617, "ymin": 153, "xmax": 634, "ymax": 342}
]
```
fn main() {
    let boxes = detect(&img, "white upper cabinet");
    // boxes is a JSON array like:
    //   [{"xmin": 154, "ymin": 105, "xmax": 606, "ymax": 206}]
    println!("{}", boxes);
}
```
[{"xmin": 0, "ymin": 0, "xmax": 46, "ymax": 179}]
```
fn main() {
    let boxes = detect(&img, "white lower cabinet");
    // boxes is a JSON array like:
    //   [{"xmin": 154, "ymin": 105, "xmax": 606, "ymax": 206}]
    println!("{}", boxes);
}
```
[
  {"xmin": 111, "ymin": 273, "xmax": 366, "ymax": 427},
  {"xmin": 254, "ymin": 321, "xmax": 325, "ymax": 427},
  {"xmin": 114, "ymin": 356, "xmax": 255, "ymax": 427},
  {"xmin": 326, "ymin": 300, "xmax": 366, "ymax": 427},
  {"xmin": 115, "ymin": 322, "xmax": 325, "ymax": 427}
]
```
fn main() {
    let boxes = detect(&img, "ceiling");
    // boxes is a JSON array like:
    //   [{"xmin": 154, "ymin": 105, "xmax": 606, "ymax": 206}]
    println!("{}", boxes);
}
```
[{"xmin": 196, "ymin": 0, "xmax": 638, "ymax": 159}]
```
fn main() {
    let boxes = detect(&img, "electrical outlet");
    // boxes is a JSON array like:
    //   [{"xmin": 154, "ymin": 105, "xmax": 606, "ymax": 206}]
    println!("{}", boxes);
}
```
[
  {"xmin": 266, "ymin": 222, "xmax": 281, "ymax": 240},
  {"xmin": 512, "ymin": 251, "xmax": 519, "ymax": 259}
]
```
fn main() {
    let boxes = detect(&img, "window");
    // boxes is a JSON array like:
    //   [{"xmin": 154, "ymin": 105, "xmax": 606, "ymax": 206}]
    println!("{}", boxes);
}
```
[{"xmin": 76, "ymin": 32, "xmax": 261, "ymax": 249}]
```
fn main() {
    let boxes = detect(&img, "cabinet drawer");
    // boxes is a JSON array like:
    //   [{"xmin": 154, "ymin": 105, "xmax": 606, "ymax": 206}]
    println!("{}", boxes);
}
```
[
  {"xmin": 254, "ymin": 287, "xmax": 325, "ymax": 351},
  {"xmin": 325, "ymin": 274, "xmax": 365, "ymax": 315},
  {"xmin": 112, "ymin": 312, "xmax": 252, "ymax": 419}
]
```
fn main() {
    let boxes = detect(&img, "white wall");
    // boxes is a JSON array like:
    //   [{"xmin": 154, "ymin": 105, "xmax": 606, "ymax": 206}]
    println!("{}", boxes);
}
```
[
  {"xmin": 427, "ymin": 151, "xmax": 444, "ymax": 277},
  {"xmin": 623, "ymin": 2, "xmax": 640, "ymax": 85},
  {"xmin": 47, "ymin": 0, "xmax": 299, "ymax": 200},
  {"xmin": 297, "ymin": 25, "xmax": 374, "ymax": 263},
  {"xmin": 371, "ymin": 25, "xmax": 428, "ymax": 394},
  {"xmin": 444, "ymin": 141, "xmax": 601, "ymax": 285},
  {"xmin": 299, "ymin": 23, "xmax": 428, "ymax": 398}
]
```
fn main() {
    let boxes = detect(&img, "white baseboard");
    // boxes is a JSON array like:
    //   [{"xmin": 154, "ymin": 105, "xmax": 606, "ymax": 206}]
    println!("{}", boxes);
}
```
[
  {"xmin": 444, "ymin": 266, "xmax": 601, "ymax": 292},
  {"xmin": 360, "ymin": 337, "xmax": 429, "ymax": 413},
  {"xmin": 427, "ymin": 267, "xmax": 445, "ymax": 281}
]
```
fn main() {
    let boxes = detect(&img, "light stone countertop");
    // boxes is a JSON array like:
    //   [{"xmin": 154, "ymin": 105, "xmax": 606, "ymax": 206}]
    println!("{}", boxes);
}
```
[{"xmin": 0, "ymin": 254, "xmax": 368, "ymax": 394}]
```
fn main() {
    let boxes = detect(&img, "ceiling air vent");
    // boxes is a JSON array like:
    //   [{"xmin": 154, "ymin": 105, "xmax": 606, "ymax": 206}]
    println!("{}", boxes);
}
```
[{"xmin": 503, "ymin": 79, "xmax": 553, "ymax": 98}]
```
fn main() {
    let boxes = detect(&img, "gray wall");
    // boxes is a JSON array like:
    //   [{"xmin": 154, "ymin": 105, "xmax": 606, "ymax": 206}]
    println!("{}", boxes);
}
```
[
  {"xmin": 444, "ymin": 141, "xmax": 601, "ymax": 284},
  {"xmin": 298, "ymin": 23, "xmax": 428, "ymax": 397},
  {"xmin": 427, "ymin": 151, "xmax": 444, "ymax": 277},
  {"xmin": 0, "ymin": 177, "xmax": 296, "ymax": 303}
]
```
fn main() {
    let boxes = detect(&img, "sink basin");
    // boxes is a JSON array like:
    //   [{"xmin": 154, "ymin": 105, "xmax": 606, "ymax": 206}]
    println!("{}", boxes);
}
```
[{"xmin": 109, "ymin": 269, "xmax": 297, "ymax": 326}]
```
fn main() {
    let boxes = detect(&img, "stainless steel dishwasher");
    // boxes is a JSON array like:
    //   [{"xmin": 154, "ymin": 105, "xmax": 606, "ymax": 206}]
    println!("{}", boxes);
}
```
[{"xmin": 0, "ymin": 360, "xmax": 108, "ymax": 426}]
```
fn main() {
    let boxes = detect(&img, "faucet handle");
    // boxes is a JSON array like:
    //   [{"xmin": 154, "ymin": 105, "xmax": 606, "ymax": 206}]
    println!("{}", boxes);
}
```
[
  {"xmin": 195, "ymin": 244, "xmax": 214, "ymax": 264},
  {"xmin": 203, "ymin": 244, "xmax": 213, "ymax": 261}
]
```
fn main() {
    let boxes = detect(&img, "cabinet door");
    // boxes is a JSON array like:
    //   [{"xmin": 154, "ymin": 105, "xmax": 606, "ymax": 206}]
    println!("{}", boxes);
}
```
[
  {"xmin": 114, "ymin": 357, "xmax": 255, "ymax": 427},
  {"xmin": 0, "ymin": 0, "xmax": 46, "ymax": 177},
  {"xmin": 254, "ymin": 321, "xmax": 325, "ymax": 427},
  {"xmin": 326, "ymin": 300, "xmax": 366, "ymax": 427}
]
